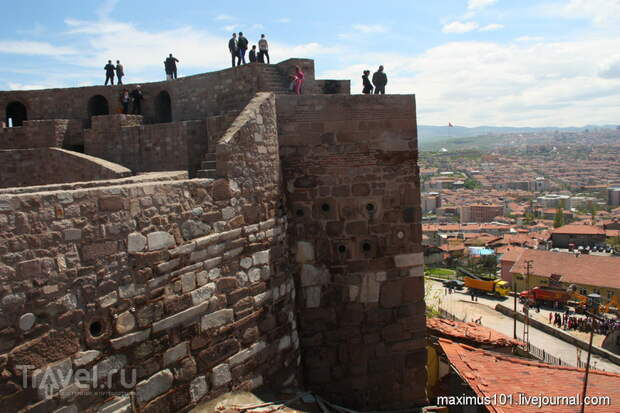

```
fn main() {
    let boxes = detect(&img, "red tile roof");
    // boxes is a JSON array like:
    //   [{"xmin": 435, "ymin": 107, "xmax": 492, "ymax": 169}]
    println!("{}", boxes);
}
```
[
  {"xmin": 506, "ymin": 249, "xmax": 620, "ymax": 290},
  {"xmin": 427, "ymin": 318, "xmax": 524, "ymax": 347},
  {"xmin": 552, "ymin": 224, "xmax": 606, "ymax": 235},
  {"xmin": 439, "ymin": 338, "xmax": 620, "ymax": 412}
]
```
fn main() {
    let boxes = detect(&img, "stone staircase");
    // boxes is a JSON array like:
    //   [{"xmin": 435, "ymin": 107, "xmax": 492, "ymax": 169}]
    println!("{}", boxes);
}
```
[
  {"xmin": 260, "ymin": 65, "xmax": 291, "ymax": 94},
  {"xmin": 196, "ymin": 152, "xmax": 217, "ymax": 178}
]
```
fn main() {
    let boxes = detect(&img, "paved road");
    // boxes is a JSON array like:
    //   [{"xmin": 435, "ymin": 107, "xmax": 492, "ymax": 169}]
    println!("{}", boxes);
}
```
[{"xmin": 425, "ymin": 279, "xmax": 620, "ymax": 373}]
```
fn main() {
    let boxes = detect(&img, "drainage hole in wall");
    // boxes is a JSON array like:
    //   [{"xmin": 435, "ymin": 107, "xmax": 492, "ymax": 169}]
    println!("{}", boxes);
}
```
[
  {"xmin": 321, "ymin": 203, "xmax": 331, "ymax": 212},
  {"xmin": 362, "ymin": 242, "xmax": 372, "ymax": 252},
  {"xmin": 296, "ymin": 209, "xmax": 304, "ymax": 217},
  {"xmin": 366, "ymin": 203, "xmax": 376, "ymax": 212},
  {"xmin": 89, "ymin": 321, "xmax": 104, "ymax": 337},
  {"xmin": 337, "ymin": 245, "xmax": 347, "ymax": 253}
]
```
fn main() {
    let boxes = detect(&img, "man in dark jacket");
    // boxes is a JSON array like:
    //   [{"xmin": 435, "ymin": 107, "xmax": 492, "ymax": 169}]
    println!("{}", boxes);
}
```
[
  {"xmin": 372, "ymin": 65, "xmax": 387, "ymax": 95},
  {"xmin": 115, "ymin": 60, "xmax": 124, "ymax": 85},
  {"xmin": 249, "ymin": 45, "xmax": 257, "ymax": 63},
  {"xmin": 228, "ymin": 33, "xmax": 238, "ymax": 67},
  {"xmin": 130, "ymin": 85, "xmax": 144, "ymax": 115},
  {"xmin": 104, "ymin": 60, "xmax": 115, "ymax": 85},
  {"xmin": 237, "ymin": 32, "xmax": 248, "ymax": 65},
  {"xmin": 166, "ymin": 54, "xmax": 179, "ymax": 79}
]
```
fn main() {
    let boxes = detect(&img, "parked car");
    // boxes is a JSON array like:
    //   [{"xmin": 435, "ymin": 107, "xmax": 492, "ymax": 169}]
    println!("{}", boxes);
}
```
[{"xmin": 443, "ymin": 279, "xmax": 464, "ymax": 290}]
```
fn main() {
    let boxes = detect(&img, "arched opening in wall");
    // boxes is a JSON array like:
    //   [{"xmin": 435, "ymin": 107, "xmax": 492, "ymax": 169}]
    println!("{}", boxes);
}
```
[
  {"xmin": 87, "ymin": 95, "xmax": 109, "ymax": 118},
  {"xmin": 5, "ymin": 101, "xmax": 27, "ymax": 127},
  {"xmin": 154, "ymin": 91, "xmax": 172, "ymax": 123}
]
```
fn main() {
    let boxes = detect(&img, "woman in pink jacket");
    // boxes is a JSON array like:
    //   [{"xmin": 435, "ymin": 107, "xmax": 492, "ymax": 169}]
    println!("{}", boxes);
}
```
[{"xmin": 293, "ymin": 65, "xmax": 304, "ymax": 95}]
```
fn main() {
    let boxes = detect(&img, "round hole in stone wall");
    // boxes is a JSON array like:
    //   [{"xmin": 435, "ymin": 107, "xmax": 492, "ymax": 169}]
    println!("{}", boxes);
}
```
[
  {"xmin": 89, "ymin": 321, "xmax": 104, "ymax": 338},
  {"xmin": 362, "ymin": 242, "xmax": 372, "ymax": 252},
  {"xmin": 337, "ymin": 245, "xmax": 347, "ymax": 254},
  {"xmin": 321, "ymin": 203, "xmax": 331, "ymax": 212},
  {"xmin": 366, "ymin": 203, "xmax": 376, "ymax": 212},
  {"xmin": 296, "ymin": 209, "xmax": 304, "ymax": 217}
]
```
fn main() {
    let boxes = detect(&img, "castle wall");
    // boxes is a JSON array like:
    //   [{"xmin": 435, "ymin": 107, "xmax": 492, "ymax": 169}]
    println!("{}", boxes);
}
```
[
  {"xmin": 276, "ymin": 94, "xmax": 427, "ymax": 409},
  {"xmin": 0, "ymin": 148, "xmax": 131, "ymax": 188},
  {"xmin": 0, "ymin": 93, "xmax": 299, "ymax": 412},
  {"xmin": 84, "ymin": 115, "xmax": 209, "ymax": 176},
  {"xmin": 0, "ymin": 120, "xmax": 83, "ymax": 150}
]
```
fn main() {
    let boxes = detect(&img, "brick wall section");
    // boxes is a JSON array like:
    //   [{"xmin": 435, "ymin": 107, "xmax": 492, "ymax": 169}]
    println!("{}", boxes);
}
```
[
  {"xmin": 84, "ymin": 114, "xmax": 209, "ymax": 175},
  {"xmin": 276, "ymin": 94, "xmax": 427, "ymax": 409},
  {"xmin": 0, "ymin": 120, "xmax": 82, "ymax": 149},
  {"xmin": 0, "ymin": 104, "xmax": 297, "ymax": 413},
  {"xmin": 0, "ymin": 148, "xmax": 131, "ymax": 188}
]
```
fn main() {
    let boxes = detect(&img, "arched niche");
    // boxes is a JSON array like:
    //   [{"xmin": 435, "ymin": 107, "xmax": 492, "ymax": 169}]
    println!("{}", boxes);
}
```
[
  {"xmin": 154, "ymin": 91, "xmax": 172, "ymax": 123},
  {"xmin": 6, "ymin": 101, "xmax": 27, "ymax": 127},
  {"xmin": 87, "ymin": 95, "xmax": 109, "ymax": 118}
]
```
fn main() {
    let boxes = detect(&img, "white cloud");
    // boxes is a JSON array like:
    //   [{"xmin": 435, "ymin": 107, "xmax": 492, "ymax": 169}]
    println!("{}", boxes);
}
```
[
  {"xmin": 552, "ymin": 0, "xmax": 620, "ymax": 25},
  {"xmin": 468, "ymin": 0, "xmax": 497, "ymax": 10},
  {"xmin": 516, "ymin": 36, "xmax": 544, "ymax": 42},
  {"xmin": 97, "ymin": 0, "xmax": 119, "ymax": 19},
  {"xmin": 277, "ymin": 18, "xmax": 291, "ymax": 23},
  {"xmin": 215, "ymin": 14, "xmax": 233, "ymax": 21},
  {"xmin": 479, "ymin": 23, "xmax": 504, "ymax": 31},
  {"xmin": 17, "ymin": 23, "xmax": 45, "ymax": 36},
  {"xmin": 599, "ymin": 55, "xmax": 620, "ymax": 78},
  {"xmin": 0, "ymin": 41, "xmax": 76, "ymax": 56},
  {"xmin": 442, "ymin": 21, "xmax": 479, "ymax": 33},
  {"xmin": 223, "ymin": 24, "xmax": 240, "ymax": 32},
  {"xmin": 352, "ymin": 24, "xmax": 388, "ymax": 34},
  {"xmin": 8, "ymin": 82, "xmax": 53, "ymax": 90}
]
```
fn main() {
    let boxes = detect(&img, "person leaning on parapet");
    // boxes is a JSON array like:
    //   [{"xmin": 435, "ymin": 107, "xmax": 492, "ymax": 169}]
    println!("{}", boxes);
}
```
[
  {"xmin": 130, "ymin": 85, "xmax": 143, "ymax": 115},
  {"xmin": 237, "ymin": 32, "xmax": 249, "ymax": 65},
  {"xmin": 166, "ymin": 54, "xmax": 179, "ymax": 79},
  {"xmin": 104, "ymin": 60, "xmax": 115, "ymax": 85},
  {"xmin": 258, "ymin": 34, "xmax": 269, "ymax": 64},
  {"xmin": 228, "ymin": 33, "xmax": 238, "ymax": 67},
  {"xmin": 115, "ymin": 60, "xmax": 124, "ymax": 85},
  {"xmin": 372, "ymin": 65, "xmax": 387, "ymax": 95},
  {"xmin": 120, "ymin": 88, "xmax": 130, "ymax": 114},
  {"xmin": 249, "ymin": 45, "xmax": 257, "ymax": 63},
  {"xmin": 362, "ymin": 70, "xmax": 373, "ymax": 94}
]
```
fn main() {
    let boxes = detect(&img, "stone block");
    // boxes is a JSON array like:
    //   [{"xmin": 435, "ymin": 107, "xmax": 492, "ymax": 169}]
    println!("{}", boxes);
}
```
[
  {"xmin": 110, "ymin": 329, "xmax": 151, "ymax": 350},
  {"xmin": 393, "ymin": 252, "xmax": 423, "ymax": 268},
  {"xmin": 240, "ymin": 257, "xmax": 252, "ymax": 269},
  {"xmin": 82, "ymin": 241, "xmax": 118, "ymax": 261},
  {"xmin": 152, "ymin": 301, "xmax": 210, "ymax": 333},
  {"xmin": 300, "ymin": 264, "xmax": 327, "ymax": 287},
  {"xmin": 211, "ymin": 363, "xmax": 231, "ymax": 388},
  {"xmin": 189, "ymin": 375, "xmax": 208, "ymax": 403},
  {"xmin": 136, "ymin": 369, "xmax": 174, "ymax": 405},
  {"xmin": 98, "ymin": 291, "xmax": 118, "ymax": 308},
  {"xmin": 380, "ymin": 279, "xmax": 403, "ymax": 308},
  {"xmin": 181, "ymin": 272, "xmax": 197, "ymax": 293},
  {"xmin": 32, "ymin": 358, "xmax": 73, "ymax": 399},
  {"xmin": 73, "ymin": 350, "xmax": 101, "ymax": 368},
  {"xmin": 201, "ymin": 309, "xmax": 234, "ymax": 331},
  {"xmin": 163, "ymin": 341, "xmax": 188, "ymax": 366},
  {"xmin": 305, "ymin": 286, "xmax": 321, "ymax": 308},
  {"xmin": 115, "ymin": 311, "xmax": 136, "ymax": 335},
  {"xmin": 92, "ymin": 355, "xmax": 127, "ymax": 381},
  {"xmin": 63, "ymin": 229, "xmax": 82, "ymax": 241},
  {"xmin": 147, "ymin": 231, "xmax": 175, "ymax": 251},
  {"xmin": 252, "ymin": 250, "xmax": 270, "ymax": 266},
  {"xmin": 18, "ymin": 313, "xmax": 36, "ymax": 331},
  {"xmin": 295, "ymin": 241, "xmax": 314, "ymax": 263},
  {"xmin": 97, "ymin": 396, "xmax": 131, "ymax": 413},
  {"xmin": 191, "ymin": 283, "xmax": 216, "ymax": 305}
]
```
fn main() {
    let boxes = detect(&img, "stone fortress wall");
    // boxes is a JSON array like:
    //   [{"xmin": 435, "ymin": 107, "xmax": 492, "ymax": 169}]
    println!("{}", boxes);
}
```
[{"xmin": 0, "ymin": 59, "xmax": 424, "ymax": 413}]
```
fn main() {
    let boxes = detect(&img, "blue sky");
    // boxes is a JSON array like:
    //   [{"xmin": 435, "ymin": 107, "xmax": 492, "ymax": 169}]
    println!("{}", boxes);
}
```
[{"xmin": 1, "ymin": 0, "xmax": 620, "ymax": 127}]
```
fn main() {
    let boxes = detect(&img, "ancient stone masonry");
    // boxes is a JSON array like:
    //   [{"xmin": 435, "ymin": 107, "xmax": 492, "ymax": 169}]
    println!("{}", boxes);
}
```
[
  {"xmin": 277, "ymin": 94, "xmax": 426, "ymax": 410},
  {"xmin": 0, "ymin": 59, "xmax": 425, "ymax": 412}
]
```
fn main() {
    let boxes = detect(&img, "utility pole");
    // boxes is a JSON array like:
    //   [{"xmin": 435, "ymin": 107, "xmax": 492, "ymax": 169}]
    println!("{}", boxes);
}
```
[
  {"xmin": 523, "ymin": 260, "xmax": 533, "ymax": 345},
  {"xmin": 580, "ymin": 308, "xmax": 600, "ymax": 413}
]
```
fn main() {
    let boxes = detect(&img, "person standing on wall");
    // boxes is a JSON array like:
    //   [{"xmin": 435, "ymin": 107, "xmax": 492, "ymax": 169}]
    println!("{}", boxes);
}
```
[
  {"xmin": 249, "ymin": 45, "xmax": 258, "ymax": 63},
  {"xmin": 104, "ymin": 60, "xmax": 115, "ymax": 85},
  {"xmin": 237, "ymin": 32, "xmax": 248, "ymax": 65},
  {"xmin": 130, "ymin": 85, "xmax": 143, "ymax": 115},
  {"xmin": 228, "ymin": 33, "xmax": 238, "ymax": 67},
  {"xmin": 120, "ymin": 88, "xmax": 130, "ymax": 114},
  {"xmin": 372, "ymin": 65, "xmax": 387, "ymax": 94},
  {"xmin": 293, "ymin": 65, "xmax": 304, "ymax": 95},
  {"xmin": 164, "ymin": 58, "xmax": 172, "ymax": 80},
  {"xmin": 362, "ymin": 70, "xmax": 373, "ymax": 94},
  {"xmin": 115, "ymin": 60, "xmax": 124, "ymax": 85},
  {"xmin": 258, "ymin": 34, "xmax": 269, "ymax": 64},
  {"xmin": 166, "ymin": 54, "xmax": 179, "ymax": 79}
]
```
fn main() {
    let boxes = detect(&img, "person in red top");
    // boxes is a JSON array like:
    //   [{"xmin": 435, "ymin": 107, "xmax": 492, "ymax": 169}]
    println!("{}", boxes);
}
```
[{"xmin": 293, "ymin": 65, "xmax": 304, "ymax": 95}]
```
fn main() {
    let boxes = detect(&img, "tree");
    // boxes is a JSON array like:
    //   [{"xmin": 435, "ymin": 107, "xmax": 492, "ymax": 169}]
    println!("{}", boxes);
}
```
[
  {"xmin": 464, "ymin": 178, "xmax": 481, "ymax": 190},
  {"xmin": 553, "ymin": 200, "xmax": 565, "ymax": 228}
]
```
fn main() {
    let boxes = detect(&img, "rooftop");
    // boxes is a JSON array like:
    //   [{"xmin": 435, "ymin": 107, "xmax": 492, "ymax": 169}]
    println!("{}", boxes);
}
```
[
  {"xmin": 552, "ymin": 224, "xmax": 606, "ymax": 235},
  {"xmin": 427, "ymin": 318, "xmax": 524, "ymax": 348}
]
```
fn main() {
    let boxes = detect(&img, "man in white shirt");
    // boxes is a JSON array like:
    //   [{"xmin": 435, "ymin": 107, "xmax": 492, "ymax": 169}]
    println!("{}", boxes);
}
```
[{"xmin": 258, "ymin": 34, "xmax": 270, "ymax": 64}]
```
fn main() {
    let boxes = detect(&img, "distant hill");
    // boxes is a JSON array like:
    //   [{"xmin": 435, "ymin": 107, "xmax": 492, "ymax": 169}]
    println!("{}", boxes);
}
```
[{"xmin": 418, "ymin": 124, "xmax": 618, "ymax": 142}]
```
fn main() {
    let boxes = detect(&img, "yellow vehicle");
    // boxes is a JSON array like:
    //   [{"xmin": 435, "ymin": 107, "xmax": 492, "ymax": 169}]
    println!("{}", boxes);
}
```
[{"xmin": 464, "ymin": 277, "xmax": 510, "ymax": 297}]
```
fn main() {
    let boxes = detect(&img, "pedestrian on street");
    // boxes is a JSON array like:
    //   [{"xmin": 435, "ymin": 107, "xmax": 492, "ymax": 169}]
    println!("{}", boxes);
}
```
[
  {"xmin": 104, "ymin": 60, "xmax": 115, "ymax": 85},
  {"xmin": 115, "ymin": 60, "xmax": 124, "ymax": 85},
  {"xmin": 237, "ymin": 32, "xmax": 248, "ymax": 65},
  {"xmin": 120, "ymin": 88, "xmax": 130, "ymax": 114},
  {"xmin": 372, "ymin": 65, "xmax": 387, "ymax": 94},
  {"xmin": 258, "ymin": 34, "xmax": 270, "ymax": 64},
  {"xmin": 549, "ymin": 312, "xmax": 552, "ymax": 323},
  {"xmin": 165, "ymin": 54, "xmax": 179, "ymax": 79},
  {"xmin": 362, "ymin": 70, "xmax": 373, "ymax": 94},
  {"xmin": 228, "ymin": 33, "xmax": 238, "ymax": 67},
  {"xmin": 130, "ymin": 85, "xmax": 143, "ymax": 115}
]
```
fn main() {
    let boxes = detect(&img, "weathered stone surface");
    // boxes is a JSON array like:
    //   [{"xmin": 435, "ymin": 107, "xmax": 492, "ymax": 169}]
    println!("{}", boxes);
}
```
[
  {"xmin": 305, "ymin": 286, "xmax": 321, "ymax": 308},
  {"xmin": 191, "ymin": 283, "xmax": 216, "ymax": 305},
  {"xmin": 147, "ymin": 231, "xmax": 175, "ymax": 251},
  {"xmin": 32, "ymin": 358, "xmax": 73, "ymax": 399},
  {"xmin": 115, "ymin": 311, "xmax": 136, "ymax": 335},
  {"xmin": 152, "ymin": 301, "xmax": 210, "ymax": 333},
  {"xmin": 393, "ymin": 252, "xmax": 424, "ymax": 268},
  {"xmin": 98, "ymin": 291, "xmax": 118, "ymax": 308},
  {"xmin": 73, "ymin": 350, "xmax": 101, "ymax": 367},
  {"xmin": 201, "ymin": 309, "xmax": 234, "ymax": 331},
  {"xmin": 136, "ymin": 369, "xmax": 174, "ymax": 404},
  {"xmin": 211, "ymin": 363, "xmax": 232, "ymax": 388},
  {"xmin": 163, "ymin": 341, "xmax": 188, "ymax": 366},
  {"xmin": 92, "ymin": 355, "xmax": 127, "ymax": 381},
  {"xmin": 110, "ymin": 329, "xmax": 151, "ymax": 350},
  {"xmin": 18, "ymin": 313, "xmax": 36, "ymax": 331},
  {"xmin": 9, "ymin": 329, "xmax": 79, "ymax": 371},
  {"xmin": 295, "ymin": 241, "xmax": 314, "ymax": 263},
  {"xmin": 189, "ymin": 375, "xmax": 208, "ymax": 403}
]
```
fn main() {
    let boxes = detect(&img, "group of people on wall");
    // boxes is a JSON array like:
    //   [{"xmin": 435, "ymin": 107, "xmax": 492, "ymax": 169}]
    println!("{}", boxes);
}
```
[
  {"xmin": 362, "ymin": 66, "xmax": 388, "ymax": 95},
  {"xmin": 228, "ymin": 32, "xmax": 270, "ymax": 66}
]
